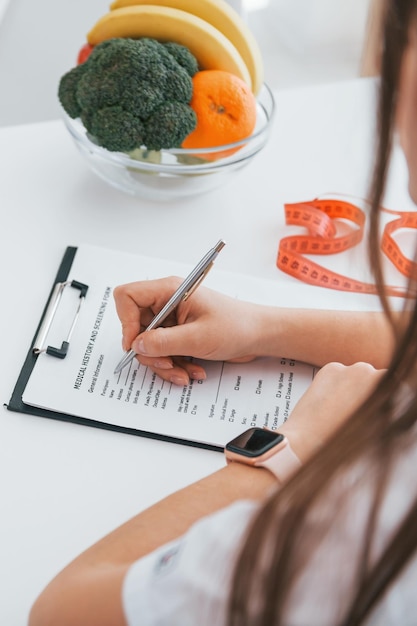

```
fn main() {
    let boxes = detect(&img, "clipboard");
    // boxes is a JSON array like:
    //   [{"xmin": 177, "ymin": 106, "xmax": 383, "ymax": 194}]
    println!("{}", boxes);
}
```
[
  {"xmin": 6, "ymin": 249, "xmax": 103, "ymax": 428},
  {"xmin": 5, "ymin": 247, "xmax": 224, "ymax": 449},
  {"xmin": 6, "ymin": 245, "xmax": 316, "ymax": 452}
]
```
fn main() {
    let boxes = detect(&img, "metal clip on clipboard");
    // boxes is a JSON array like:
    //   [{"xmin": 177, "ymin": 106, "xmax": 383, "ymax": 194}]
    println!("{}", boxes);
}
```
[{"xmin": 32, "ymin": 280, "xmax": 89, "ymax": 359}]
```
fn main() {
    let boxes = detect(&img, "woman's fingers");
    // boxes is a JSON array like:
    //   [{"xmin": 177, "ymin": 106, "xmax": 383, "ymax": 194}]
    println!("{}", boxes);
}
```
[
  {"xmin": 132, "ymin": 354, "xmax": 207, "ymax": 386},
  {"xmin": 114, "ymin": 278, "xmax": 259, "ymax": 367},
  {"xmin": 113, "ymin": 277, "xmax": 183, "ymax": 350},
  {"xmin": 132, "ymin": 323, "xmax": 210, "ymax": 360}
]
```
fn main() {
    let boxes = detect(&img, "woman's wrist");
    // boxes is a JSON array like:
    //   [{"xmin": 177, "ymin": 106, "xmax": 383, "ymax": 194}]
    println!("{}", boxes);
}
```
[
  {"xmin": 242, "ymin": 303, "xmax": 284, "ymax": 357},
  {"xmin": 246, "ymin": 304, "xmax": 298, "ymax": 359},
  {"xmin": 278, "ymin": 424, "xmax": 322, "ymax": 464}
]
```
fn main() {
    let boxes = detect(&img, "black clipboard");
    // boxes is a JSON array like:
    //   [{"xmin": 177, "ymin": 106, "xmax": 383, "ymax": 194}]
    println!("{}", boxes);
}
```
[{"xmin": 6, "ymin": 246, "xmax": 222, "ymax": 451}]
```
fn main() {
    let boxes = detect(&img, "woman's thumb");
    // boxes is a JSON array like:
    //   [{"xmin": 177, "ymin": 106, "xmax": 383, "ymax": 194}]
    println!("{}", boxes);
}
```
[{"xmin": 131, "ymin": 324, "xmax": 199, "ymax": 358}]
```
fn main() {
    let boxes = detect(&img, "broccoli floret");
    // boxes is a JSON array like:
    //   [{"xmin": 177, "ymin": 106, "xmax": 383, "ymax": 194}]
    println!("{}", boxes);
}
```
[
  {"xmin": 58, "ymin": 37, "xmax": 198, "ymax": 153},
  {"xmin": 88, "ymin": 106, "xmax": 145, "ymax": 152},
  {"xmin": 151, "ymin": 43, "xmax": 193, "ymax": 105},
  {"xmin": 77, "ymin": 38, "xmax": 168, "ymax": 118},
  {"xmin": 144, "ymin": 102, "xmax": 197, "ymax": 151},
  {"xmin": 58, "ymin": 63, "xmax": 89, "ymax": 119},
  {"xmin": 162, "ymin": 42, "xmax": 199, "ymax": 77}
]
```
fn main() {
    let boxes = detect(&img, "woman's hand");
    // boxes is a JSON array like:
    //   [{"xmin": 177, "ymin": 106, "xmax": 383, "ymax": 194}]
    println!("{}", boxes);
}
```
[
  {"xmin": 113, "ymin": 277, "xmax": 262, "ymax": 385},
  {"xmin": 281, "ymin": 361, "xmax": 385, "ymax": 462},
  {"xmin": 114, "ymin": 278, "xmax": 395, "ymax": 385}
]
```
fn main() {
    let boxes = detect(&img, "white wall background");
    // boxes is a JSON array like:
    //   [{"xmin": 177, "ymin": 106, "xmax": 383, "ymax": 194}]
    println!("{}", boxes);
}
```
[
  {"xmin": 0, "ymin": 0, "xmax": 372, "ymax": 127},
  {"xmin": 258, "ymin": 0, "xmax": 371, "ymax": 51}
]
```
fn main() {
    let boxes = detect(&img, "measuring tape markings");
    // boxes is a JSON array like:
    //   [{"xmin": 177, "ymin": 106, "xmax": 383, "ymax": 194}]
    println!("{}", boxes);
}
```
[
  {"xmin": 381, "ymin": 211, "xmax": 417, "ymax": 279},
  {"xmin": 276, "ymin": 198, "xmax": 417, "ymax": 297}
]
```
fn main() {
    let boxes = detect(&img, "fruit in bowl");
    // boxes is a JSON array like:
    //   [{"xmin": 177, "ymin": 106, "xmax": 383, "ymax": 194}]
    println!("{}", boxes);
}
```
[
  {"xmin": 86, "ymin": 0, "xmax": 264, "ymax": 94},
  {"xmin": 62, "ymin": 84, "xmax": 274, "ymax": 201},
  {"xmin": 58, "ymin": 0, "xmax": 273, "ymax": 200},
  {"xmin": 59, "ymin": 37, "xmax": 200, "ymax": 154}
]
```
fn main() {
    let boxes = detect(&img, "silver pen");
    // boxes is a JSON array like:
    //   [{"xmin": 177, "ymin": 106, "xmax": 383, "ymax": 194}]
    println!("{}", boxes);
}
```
[{"xmin": 114, "ymin": 239, "xmax": 226, "ymax": 375}]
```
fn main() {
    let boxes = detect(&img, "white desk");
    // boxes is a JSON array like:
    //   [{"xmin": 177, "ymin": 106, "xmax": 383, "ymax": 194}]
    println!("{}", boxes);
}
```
[{"xmin": 0, "ymin": 79, "xmax": 413, "ymax": 625}]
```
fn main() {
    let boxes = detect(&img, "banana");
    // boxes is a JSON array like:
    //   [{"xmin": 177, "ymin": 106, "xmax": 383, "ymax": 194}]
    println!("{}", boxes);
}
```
[
  {"xmin": 109, "ymin": 0, "xmax": 264, "ymax": 94},
  {"xmin": 87, "ymin": 6, "xmax": 252, "ymax": 89}
]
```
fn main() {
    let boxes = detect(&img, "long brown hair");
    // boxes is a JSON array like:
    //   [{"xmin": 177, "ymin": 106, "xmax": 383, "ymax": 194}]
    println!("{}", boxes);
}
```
[{"xmin": 228, "ymin": 1, "xmax": 417, "ymax": 624}]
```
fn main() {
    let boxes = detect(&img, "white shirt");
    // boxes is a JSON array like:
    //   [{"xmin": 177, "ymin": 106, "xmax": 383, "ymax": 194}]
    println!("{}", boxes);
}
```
[{"xmin": 123, "ymin": 444, "xmax": 417, "ymax": 626}]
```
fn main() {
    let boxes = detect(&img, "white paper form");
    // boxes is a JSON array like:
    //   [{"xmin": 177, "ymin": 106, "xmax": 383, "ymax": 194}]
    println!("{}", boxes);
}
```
[{"xmin": 22, "ymin": 245, "xmax": 317, "ymax": 448}]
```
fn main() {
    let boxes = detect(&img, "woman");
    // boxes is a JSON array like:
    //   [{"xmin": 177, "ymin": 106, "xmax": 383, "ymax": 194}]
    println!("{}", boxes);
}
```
[{"xmin": 29, "ymin": 1, "xmax": 417, "ymax": 624}]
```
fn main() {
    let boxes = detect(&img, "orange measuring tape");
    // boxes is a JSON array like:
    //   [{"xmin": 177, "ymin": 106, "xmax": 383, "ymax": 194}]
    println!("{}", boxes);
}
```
[{"xmin": 276, "ymin": 197, "xmax": 417, "ymax": 298}]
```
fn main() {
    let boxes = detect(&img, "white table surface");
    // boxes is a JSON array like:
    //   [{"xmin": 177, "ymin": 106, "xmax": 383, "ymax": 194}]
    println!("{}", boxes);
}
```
[{"xmin": 0, "ymin": 78, "xmax": 413, "ymax": 625}]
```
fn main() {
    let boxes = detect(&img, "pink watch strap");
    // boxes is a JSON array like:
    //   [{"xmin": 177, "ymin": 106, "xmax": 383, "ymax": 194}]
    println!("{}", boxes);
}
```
[{"xmin": 256, "ymin": 441, "xmax": 302, "ymax": 482}]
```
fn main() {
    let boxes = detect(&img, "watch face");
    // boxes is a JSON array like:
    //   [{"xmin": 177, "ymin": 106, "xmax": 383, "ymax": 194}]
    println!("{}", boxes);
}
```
[{"xmin": 225, "ymin": 428, "xmax": 284, "ymax": 458}]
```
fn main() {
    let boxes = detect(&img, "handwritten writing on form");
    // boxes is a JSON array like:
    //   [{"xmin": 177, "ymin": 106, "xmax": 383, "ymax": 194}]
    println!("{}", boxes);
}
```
[{"xmin": 22, "ymin": 246, "xmax": 316, "ymax": 449}]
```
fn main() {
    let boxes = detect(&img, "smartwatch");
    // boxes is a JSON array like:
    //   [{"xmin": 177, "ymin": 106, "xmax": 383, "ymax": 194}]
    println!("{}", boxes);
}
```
[{"xmin": 224, "ymin": 427, "xmax": 301, "ymax": 483}]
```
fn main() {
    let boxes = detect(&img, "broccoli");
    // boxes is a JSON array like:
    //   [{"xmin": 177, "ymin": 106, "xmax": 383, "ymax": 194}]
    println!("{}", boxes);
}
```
[
  {"xmin": 88, "ymin": 106, "xmax": 145, "ymax": 153},
  {"xmin": 143, "ymin": 102, "xmax": 196, "ymax": 151},
  {"xmin": 58, "ymin": 37, "xmax": 198, "ymax": 152},
  {"xmin": 58, "ymin": 63, "xmax": 88, "ymax": 119},
  {"xmin": 162, "ymin": 42, "xmax": 199, "ymax": 78}
]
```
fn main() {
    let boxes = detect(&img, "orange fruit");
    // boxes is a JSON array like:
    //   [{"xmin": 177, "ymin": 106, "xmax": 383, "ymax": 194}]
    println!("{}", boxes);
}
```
[{"xmin": 182, "ymin": 70, "xmax": 257, "ymax": 160}]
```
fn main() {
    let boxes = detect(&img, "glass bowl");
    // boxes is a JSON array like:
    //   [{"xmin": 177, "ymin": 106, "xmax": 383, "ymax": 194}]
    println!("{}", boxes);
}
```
[{"xmin": 62, "ymin": 83, "xmax": 275, "ymax": 202}]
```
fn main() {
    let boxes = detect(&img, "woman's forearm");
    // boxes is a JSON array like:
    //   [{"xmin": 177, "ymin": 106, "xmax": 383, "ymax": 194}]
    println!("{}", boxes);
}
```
[
  {"xmin": 251, "ymin": 306, "xmax": 396, "ymax": 369},
  {"xmin": 29, "ymin": 463, "xmax": 275, "ymax": 626},
  {"xmin": 65, "ymin": 463, "xmax": 274, "ymax": 567}
]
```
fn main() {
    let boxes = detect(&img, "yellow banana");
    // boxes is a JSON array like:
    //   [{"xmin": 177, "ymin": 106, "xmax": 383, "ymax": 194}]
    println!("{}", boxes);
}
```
[
  {"xmin": 109, "ymin": 0, "xmax": 264, "ymax": 94},
  {"xmin": 87, "ymin": 6, "xmax": 252, "ymax": 89}
]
